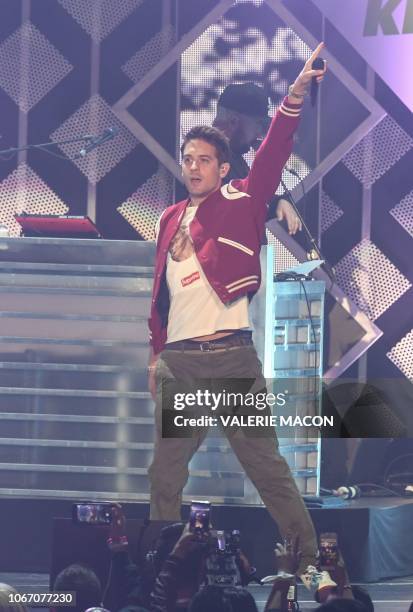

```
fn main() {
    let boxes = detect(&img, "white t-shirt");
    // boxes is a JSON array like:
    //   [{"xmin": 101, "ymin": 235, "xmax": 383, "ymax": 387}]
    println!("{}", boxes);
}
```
[{"xmin": 157, "ymin": 206, "xmax": 250, "ymax": 343}]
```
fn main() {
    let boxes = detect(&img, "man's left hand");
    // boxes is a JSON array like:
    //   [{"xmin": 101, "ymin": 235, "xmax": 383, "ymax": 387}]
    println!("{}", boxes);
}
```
[{"xmin": 276, "ymin": 198, "xmax": 302, "ymax": 235}]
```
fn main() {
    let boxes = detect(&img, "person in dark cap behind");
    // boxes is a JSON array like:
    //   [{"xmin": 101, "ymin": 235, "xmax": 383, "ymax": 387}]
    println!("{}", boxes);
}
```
[{"xmin": 214, "ymin": 82, "xmax": 302, "ymax": 235}]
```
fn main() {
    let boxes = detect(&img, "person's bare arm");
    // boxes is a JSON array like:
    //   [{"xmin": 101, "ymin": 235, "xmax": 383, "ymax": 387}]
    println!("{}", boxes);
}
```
[{"xmin": 238, "ymin": 42, "xmax": 327, "ymax": 211}]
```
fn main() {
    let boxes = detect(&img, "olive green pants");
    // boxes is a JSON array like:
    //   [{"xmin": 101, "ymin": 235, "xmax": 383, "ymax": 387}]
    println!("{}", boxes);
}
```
[{"xmin": 148, "ymin": 344, "xmax": 317, "ymax": 571}]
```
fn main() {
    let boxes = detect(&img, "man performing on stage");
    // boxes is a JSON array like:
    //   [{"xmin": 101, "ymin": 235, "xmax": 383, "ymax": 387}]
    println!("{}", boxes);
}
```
[{"xmin": 147, "ymin": 43, "xmax": 327, "ymax": 580}]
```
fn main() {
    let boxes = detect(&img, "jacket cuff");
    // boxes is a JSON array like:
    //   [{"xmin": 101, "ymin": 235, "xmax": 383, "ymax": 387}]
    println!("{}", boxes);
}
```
[
  {"xmin": 148, "ymin": 319, "xmax": 153, "ymax": 345},
  {"xmin": 279, "ymin": 96, "xmax": 303, "ymax": 118}
]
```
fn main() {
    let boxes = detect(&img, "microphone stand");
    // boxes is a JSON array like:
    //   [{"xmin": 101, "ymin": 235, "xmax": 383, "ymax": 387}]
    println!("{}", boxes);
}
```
[
  {"xmin": 280, "ymin": 175, "xmax": 336, "ymax": 284},
  {"xmin": 0, "ymin": 134, "xmax": 96, "ymax": 160}
]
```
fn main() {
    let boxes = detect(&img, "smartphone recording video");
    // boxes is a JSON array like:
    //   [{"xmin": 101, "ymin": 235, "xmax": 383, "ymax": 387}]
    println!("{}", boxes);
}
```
[
  {"xmin": 319, "ymin": 532, "xmax": 338, "ymax": 570},
  {"xmin": 189, "ymin": 500, "xmax": 211, "ymax": 535},
  {"xmin": 72, "ymin": 502, "xmax": 114, "ymax": 525}
]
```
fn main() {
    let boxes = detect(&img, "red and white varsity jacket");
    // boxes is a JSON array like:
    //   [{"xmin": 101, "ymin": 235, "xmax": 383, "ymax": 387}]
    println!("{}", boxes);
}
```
[{"xmin": 149, "ymin": 96, "xmax": 302, "ymax": 354}]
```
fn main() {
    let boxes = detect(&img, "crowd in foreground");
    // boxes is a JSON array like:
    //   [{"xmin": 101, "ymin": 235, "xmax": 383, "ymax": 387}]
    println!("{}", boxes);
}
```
[{"xmin": 1, "ymin": 504, "xmax": 411, "ymax": 612}]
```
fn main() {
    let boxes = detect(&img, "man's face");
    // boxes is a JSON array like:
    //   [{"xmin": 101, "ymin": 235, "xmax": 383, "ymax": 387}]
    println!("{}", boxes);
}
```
[
  {"xmin": 232, "ymin": 115, "xmax": 268, "ymax": 154},
  {"xmin": 181, "ymin": 139, "xmax": 229, "ymax": 201}
]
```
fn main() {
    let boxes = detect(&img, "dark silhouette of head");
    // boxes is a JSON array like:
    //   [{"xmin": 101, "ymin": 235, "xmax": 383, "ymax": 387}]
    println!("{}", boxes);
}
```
[
  {"xmin": 53, "ymin": 563, "xmax": 101, "ymax": 612},
  {"xmin": 316, "ymin": 598, "xmax": 369, "ymax": 611},
  {"xmin": 0, "ymin": 583, "xmax": 28, "ymax": 612},
  {"xmin": 214, "ymin": 83, "xmax": 270, "ymax": 154},
  {"xmin": 189, "ymin": 586, "xmax": 258, "ymax": 612},
  {"xmin": 224, "ymin": 587, "xmax": 258, "ymax": 612}
]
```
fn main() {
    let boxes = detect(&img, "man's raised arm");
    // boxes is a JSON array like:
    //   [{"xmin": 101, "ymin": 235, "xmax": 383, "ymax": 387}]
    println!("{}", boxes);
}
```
[{"xmin": 239, "ymin": 42, "xmax": 327, "ymax": 207}]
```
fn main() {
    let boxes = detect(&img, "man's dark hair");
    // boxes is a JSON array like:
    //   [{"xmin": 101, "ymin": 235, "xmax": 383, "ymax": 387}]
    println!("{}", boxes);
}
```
[
  {"xmin": 153, "ymin": 523, "xmax": 184, "ymax": 575},
  {"xmin": 189, "ymin": 586, "xmax": 232, "ymax": 612},
  {"xmin": 224, "ymin": 587, "xmax": 258, "ymax": 612},
  {"xmin": 53, "ymin": 563, "xmax": 102, "ymax": 612},
  {"xmin": 181, "ymin": 126, "xmax": 230, "ymax": 166},
  {"xmin": 189, "ymin": 586, "xmax": 258, "ymax": 612}
]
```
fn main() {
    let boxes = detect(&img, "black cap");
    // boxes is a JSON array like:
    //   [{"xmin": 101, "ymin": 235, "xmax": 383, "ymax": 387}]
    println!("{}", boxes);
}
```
[{"xmin": 218, "ymin": 82, "xmax": 271, "ymax": 125}]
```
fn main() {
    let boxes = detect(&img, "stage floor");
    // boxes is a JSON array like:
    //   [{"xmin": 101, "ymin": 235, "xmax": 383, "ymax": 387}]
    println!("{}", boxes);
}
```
[
  {"xmin": 327, "ymin": 496, "xmax": 413, "ymax": 509},
  {"xmin": 3, "ymin": 572, "xmax": 413, "ymax": 611}
]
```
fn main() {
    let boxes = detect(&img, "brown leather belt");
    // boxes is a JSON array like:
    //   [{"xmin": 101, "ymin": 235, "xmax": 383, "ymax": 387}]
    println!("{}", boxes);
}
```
[{"xmin": 164, "ymin": 330, "xmax": 253, "ymax": 352}]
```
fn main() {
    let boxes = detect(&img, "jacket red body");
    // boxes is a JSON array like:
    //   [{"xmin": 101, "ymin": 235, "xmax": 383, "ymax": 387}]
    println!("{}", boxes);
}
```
[{"xmin": 149, "ymin": 97, "xmax": 302, "ymax": 354}]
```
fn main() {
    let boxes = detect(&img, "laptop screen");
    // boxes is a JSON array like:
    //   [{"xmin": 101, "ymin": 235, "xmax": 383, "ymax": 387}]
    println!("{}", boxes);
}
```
[{"xmin": 15, "ymin": 215, "xmax": 101, "ymax": 238}]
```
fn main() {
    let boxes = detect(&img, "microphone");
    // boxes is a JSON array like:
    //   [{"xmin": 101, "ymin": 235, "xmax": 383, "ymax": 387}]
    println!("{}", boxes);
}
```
[
  {"xmin": 75, "ymin": 127, "xmax": 119, "ymax": 158},
  {"xmin": 286, "ymin": 167, "xmax": 300, "ymax": 179},
  {"xmin": 310, "ymin": 57, "xmax": 325, "ymax": 107}
]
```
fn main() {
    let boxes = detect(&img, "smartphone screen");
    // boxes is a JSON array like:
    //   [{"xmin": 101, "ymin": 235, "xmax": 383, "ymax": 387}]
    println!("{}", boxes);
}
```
[
  {"xmin": 319, "ymin": 532, "xmax": 338, "ymax": 569},
  {"xmin": 216, "ymin": 530, "xmax": 226, "ymax": 551},
  {"xmin": 72, "ymin": 502, "xmax": 114, "ymax": 525},
  {"xmin": 189, "ymin": 500, "xmax": 210, "ymax": 535}
]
